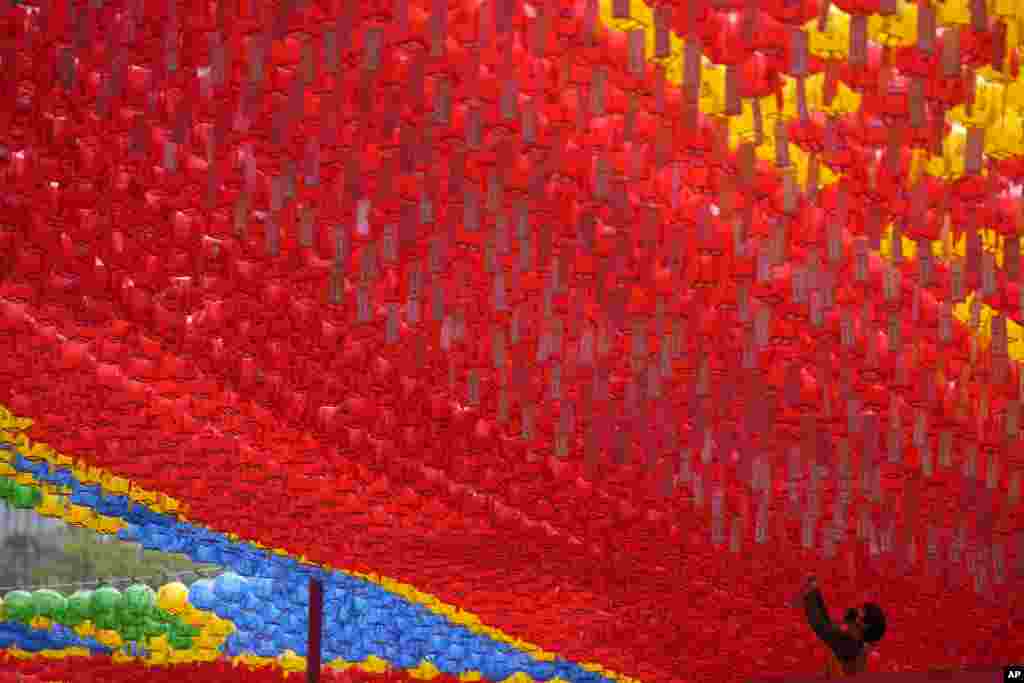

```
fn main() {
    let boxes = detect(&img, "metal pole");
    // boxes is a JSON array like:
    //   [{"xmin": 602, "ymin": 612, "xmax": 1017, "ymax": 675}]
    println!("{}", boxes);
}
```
[{"xmin": 307, "ymin": 577, "xmax": 323, "ymax": 683}]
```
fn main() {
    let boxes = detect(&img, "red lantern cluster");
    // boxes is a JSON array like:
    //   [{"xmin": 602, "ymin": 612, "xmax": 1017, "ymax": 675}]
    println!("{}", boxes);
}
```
[{"xmin": 1, "ymin": 0, "xmax": 1024, "ymax": 679}]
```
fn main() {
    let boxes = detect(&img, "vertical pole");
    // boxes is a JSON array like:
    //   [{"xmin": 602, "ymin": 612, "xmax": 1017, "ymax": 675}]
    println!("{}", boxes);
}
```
[{"xmin": 307, "ymin": 576, "xmax": 323, "ymax": 683}]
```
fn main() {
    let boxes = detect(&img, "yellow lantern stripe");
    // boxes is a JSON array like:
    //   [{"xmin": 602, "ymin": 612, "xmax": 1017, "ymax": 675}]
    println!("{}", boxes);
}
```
[{"xmin": 599, "ymin": 0, "xmax": 1024, "ymax": 368}]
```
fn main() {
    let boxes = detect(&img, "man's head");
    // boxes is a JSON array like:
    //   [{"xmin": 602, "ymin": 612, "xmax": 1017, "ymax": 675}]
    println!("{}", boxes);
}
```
[{"xmin": 844, "ymin": 603, "xmax": 886, "ymax": 644}]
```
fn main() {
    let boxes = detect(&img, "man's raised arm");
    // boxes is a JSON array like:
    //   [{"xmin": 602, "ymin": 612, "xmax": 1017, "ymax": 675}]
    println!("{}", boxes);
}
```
[{"xmin": 801, "ymin": 583, "xmax": 863, "ymax": 662}]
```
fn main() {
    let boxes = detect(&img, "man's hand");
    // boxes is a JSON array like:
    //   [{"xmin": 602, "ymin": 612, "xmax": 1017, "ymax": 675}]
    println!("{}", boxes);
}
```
[{"xmin": 790, "ymin": 575, "xmax": 817, "ymax": 608}]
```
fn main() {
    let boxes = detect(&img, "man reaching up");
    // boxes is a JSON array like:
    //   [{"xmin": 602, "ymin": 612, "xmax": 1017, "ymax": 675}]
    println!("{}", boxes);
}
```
[{"xmin": 795, "ymin": 575, "xmax": 887, "ymax": 678}]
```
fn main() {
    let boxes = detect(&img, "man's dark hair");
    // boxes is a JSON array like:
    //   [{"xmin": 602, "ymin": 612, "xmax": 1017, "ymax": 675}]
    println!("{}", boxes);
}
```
[{"xmin": 862, "ymin": 603, "xmax": 886, "ymax": 643}]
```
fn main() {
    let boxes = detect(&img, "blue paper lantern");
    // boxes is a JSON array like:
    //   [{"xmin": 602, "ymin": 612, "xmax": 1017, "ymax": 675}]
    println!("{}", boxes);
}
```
[
  {"xmin": 214, "ymin": 572, "xmax": 246, "ymax": 603},
  {"xmin": 480, "ymin": 656, "xmax": 515, "ymax": 682},
  {"xmin": 250, "ymin": 581, "xmax": 274, "ymax": 602},
  {"xmin": 188, "ymin": 579, "xmax": 217, "ymax": 611},
  {"xmin": 193, "ymin": 540, "xmax": 221, "ymax": 564},
  {"xmin": 528, "ymin": 660, "xmax": 557, "ymax": 681},
  {"xmin": 254, "ymin": 638, "xmax": 278, "ymax": 658}
]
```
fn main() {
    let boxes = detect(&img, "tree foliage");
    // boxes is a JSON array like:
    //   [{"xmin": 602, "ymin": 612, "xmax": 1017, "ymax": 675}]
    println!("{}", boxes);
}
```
[{"xmin": 27, "ymin": 526, "xmax": 217, "ymax": 592}]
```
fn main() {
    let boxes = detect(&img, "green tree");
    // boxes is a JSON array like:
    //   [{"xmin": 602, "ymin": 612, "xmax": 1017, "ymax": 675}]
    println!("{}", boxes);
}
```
[{"xmin": 28, "ymin": 526, "xmax": 218, "ymax": 593}]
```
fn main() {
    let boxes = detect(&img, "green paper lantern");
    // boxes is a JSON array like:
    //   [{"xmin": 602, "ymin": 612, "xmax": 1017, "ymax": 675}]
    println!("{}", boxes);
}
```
[
  {"xmin": 3, "ymin": 591, "xmax": 35, "ymax": 623},
  {"xmin": 142, "ymin": 617, "xmax": 168, "ymax": 640},
  {"xmin": 11, "ymin": 483, "xmax": 40, "ymax": 509},
  {"xmin": 152, "ymin": 608, "xmax": 174, "ymax": 623},
  {"xmin": 32, "ymin": 589, "xmax": 67, "ymax": 622},
  {"xmin": 167, "ymin": 620, "xmax": 199, "ymax": 649},
  {"xmin": 93, "ymin": 610, "xmax": 119, "ymax": 632},
  {"xmin": 168, "ymin": 632, "xmax": 193, "ymax": 650},
  {"xmin": 91, "ymin": 586, "xmax": 122, "ymax": 614},
  {"xmin": 121, "ymin": 613, "xmax": 146, "ymax": 628},
  {"xmin": 122, "ymin": 584, "xmax": 156, "ymax": 616},
  {"xmin": 65, "ymin": 590, "xmax": 93, "ymax": 626},
  {"xmin": 121, "ymin": 622, "xmax": 144, "ymax": 643}
]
